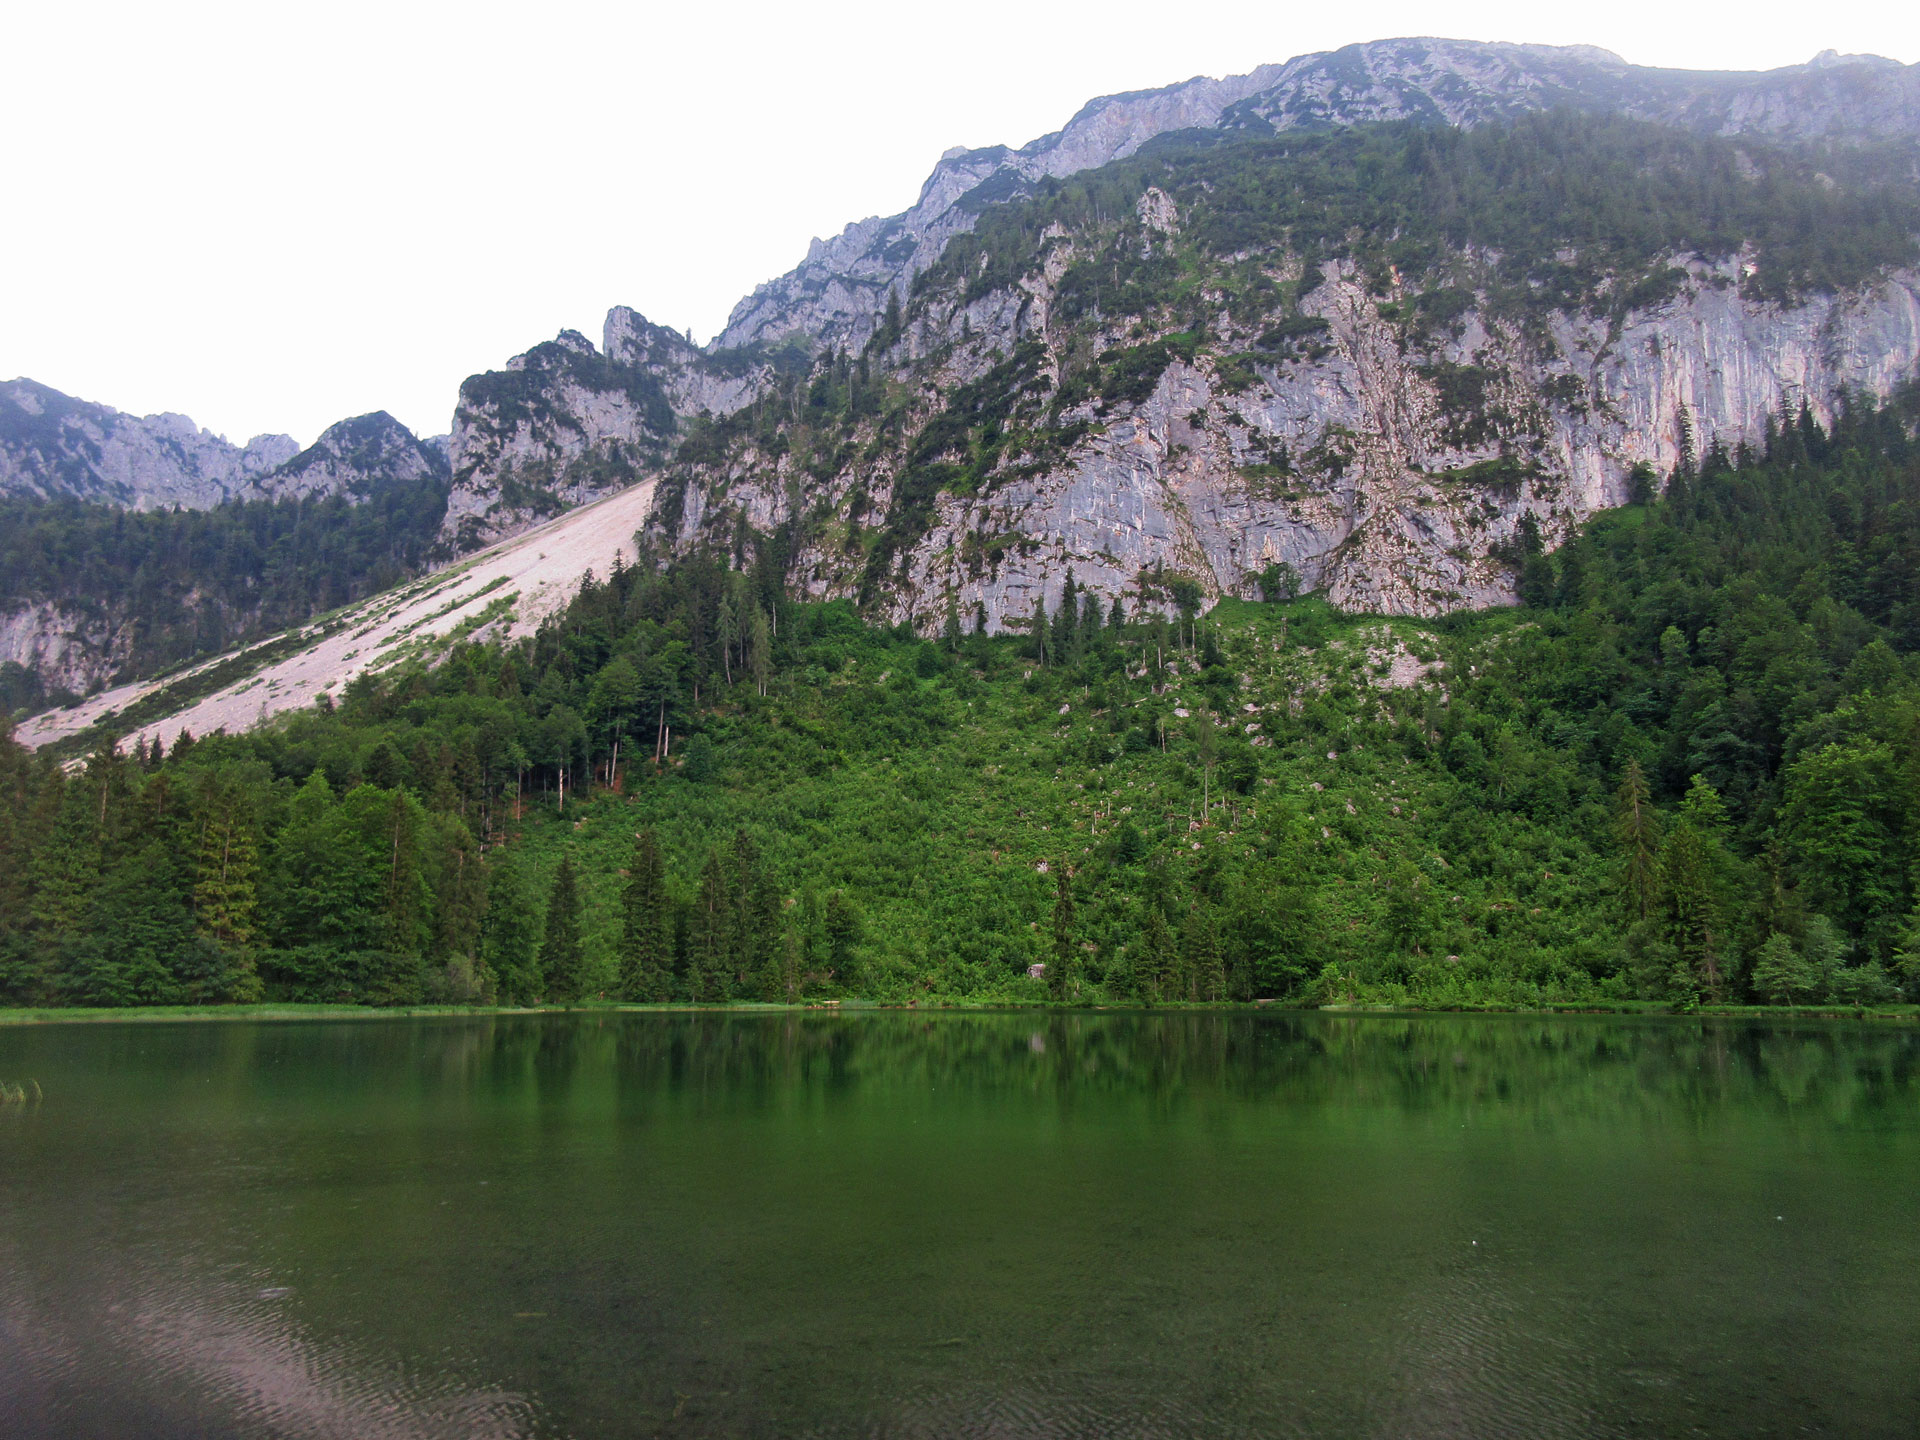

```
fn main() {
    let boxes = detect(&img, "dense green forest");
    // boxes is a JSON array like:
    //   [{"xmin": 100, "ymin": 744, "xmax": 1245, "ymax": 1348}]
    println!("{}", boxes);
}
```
[
  {"xmin": 2, "ymin": 394, "xmax": 1916, "ymax": 1012},
  {"xmin": 0, "ymin": 477, "xmax": 448, "ymax": 713}
]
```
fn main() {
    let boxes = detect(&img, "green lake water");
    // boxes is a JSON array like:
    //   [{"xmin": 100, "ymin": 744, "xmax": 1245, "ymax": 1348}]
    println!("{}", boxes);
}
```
[{"xmin": 2, "ymin": 1011, "xmax": 1917, "ymax": 1438}]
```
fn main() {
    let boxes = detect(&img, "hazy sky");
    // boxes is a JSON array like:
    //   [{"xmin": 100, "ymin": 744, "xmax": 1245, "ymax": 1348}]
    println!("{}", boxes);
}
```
[{"xmin": 4, "ymin": 1, "xmax": 1914, "ymax": 446}]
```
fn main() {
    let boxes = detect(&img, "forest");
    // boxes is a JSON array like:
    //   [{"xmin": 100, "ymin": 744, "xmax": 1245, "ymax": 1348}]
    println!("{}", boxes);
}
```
[
  {"xmin": 1, "ymin": 389, "xmax": 1916, "ymax": 1013},
  {"xmin": 0, "ymin": 476, "xmax": 449, "ymax": 712}
]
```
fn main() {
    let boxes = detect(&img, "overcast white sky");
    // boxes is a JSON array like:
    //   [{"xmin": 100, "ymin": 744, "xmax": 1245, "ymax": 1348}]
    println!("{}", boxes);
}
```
[{"xmin": 2, "ymin": 2, "xmax": 1914, "ymax": 446}]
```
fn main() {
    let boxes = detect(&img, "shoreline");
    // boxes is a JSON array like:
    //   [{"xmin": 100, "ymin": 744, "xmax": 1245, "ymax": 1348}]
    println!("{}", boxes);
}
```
[{"xmin": 3, "ymin": 1000, "xmax": 1916, "ymax": 1027}]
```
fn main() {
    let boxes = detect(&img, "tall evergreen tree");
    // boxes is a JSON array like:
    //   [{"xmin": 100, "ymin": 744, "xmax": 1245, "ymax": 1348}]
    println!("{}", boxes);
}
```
[
  {"xmin": 1049, "ymin": 866, "xmax": 1076, "ymax": 1001},
  {"xmin": 620, "ymin": 828, "xmax": 672, "ymax": 1001},
  {"xmin": 690, "ymin": 849, "xmax": 732, "ymax": 1001},
  {"xmin": 192, "ymin": 785, "xmax": 261, "ymax": 947},
  {"xmin": 1613, "ymin": 759, "xmax": 1660, "ymax": 922},
  {"xmin": 482, "ymin": 851, "xmax": 542, "ymax": 1004},
  {"xmin": 1661, "ymin": 823, "xmax": 1723, "ymax": 1001},
  {"xmin": 1140, "ymin": 904, "xmax": 1174, "ymax": 1003},
  {"xmin": 1183, "ymin": 904, "xmax": 1226, "ymax": 1002},
  {"xmin": 539, "ymin": 856, "xmax": 587, "ymax": 1002}
]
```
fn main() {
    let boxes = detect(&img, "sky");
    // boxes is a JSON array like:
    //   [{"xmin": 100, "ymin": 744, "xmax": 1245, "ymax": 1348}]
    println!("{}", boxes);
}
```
[{"xmin": 3, "ymin": 1, "xmax": 1915, "ymax": 446}]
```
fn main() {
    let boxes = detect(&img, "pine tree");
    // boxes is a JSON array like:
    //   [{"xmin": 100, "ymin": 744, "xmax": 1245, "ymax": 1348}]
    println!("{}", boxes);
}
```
[
  {"xmin": 1052, "ymin": 571, "xmax": 1079, "ymax": 659},
  {"xmin": 1141, "ymin": 904, "xmax": 1173, "ymax": 1003},
  {"xmin": 1661, "ymin": 823, "xmax": 1723, "ymax": 1001},
  {"xmin": 748, "ymin": 605, "xmax": 773, "ymax": 697},
  {"xmin": 30, "ymin": 774, "xmax": 98, "ymax": 937},
  {"xmin": 1613, "ymin": 759, "xmax": 1660, "ymax": 921},
  {"xmin": 620, "ymin": 828, "xmax": 672, "ymax": 1000},
  {"xmin": 1049, "ymin": 866, "xmax": 1076, "ymax": 1001},
  {"xmin": 539, "ymin": 857, "xmax": 586, "ymax": 1002},
  {"xmin": 691, "ymin": 849, "xmax": 731, "ymax": 1001},
  {"xmin": 482, "ymin": 851, "xmax": 542, "ymax": 1003},
  {"xmin": 1183, "ymin": 904, "xmax": 1226, "ymax": 1002},
  {"xmin": 1751, "ymin": 931, "xmax": 1815, "ymax": 1005},
  {"xmin": 429, "ymin": 817, "xmax": 489, "ymax": 997},
  {"xmin": 192, "ymin": 788, "xmax": 260, "ymax": 946}
]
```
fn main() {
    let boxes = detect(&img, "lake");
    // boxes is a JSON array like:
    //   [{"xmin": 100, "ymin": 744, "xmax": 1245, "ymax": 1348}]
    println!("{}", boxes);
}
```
[{"xmin": 2, "ymin": 1011, "xmax": 1917, "ymax": 1438}]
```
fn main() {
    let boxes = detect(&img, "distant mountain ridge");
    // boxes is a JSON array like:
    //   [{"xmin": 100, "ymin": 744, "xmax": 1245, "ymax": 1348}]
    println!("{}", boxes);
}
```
[
  {"xmin": 0, "ymin": 381, "xmax": 448, "ymax": 511},
  {"xmin": 713, "ymin": 39, "xmax": 1920, "ymax": 357}
]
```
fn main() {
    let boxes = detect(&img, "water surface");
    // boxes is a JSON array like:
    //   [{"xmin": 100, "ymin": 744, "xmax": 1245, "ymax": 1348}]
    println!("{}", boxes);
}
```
[{"xmin": 2, "ymin": 1011, "xmax": 1917, "ymax": 1438}]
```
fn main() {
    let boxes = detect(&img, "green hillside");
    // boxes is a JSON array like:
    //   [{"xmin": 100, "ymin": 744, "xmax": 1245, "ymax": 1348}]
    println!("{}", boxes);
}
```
[{"xmin": 2, "ymin": 396, "xmax": 1918, "ymax": 1011}]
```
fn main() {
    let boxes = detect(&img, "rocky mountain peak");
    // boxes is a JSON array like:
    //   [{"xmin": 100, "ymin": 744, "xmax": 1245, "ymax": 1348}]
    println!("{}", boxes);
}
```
[
  {"xmin": 0, "ymin": 377, "xmax": 298, "ymax": 508},
  {"xmin": 250, "ymin": 411, "xmax": 449, "ymax": 502}
]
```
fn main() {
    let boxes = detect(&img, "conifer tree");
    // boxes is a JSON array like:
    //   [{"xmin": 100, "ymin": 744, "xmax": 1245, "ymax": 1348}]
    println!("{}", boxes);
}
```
[
  {"xmin": 1049, "ymin": 866, "xmax": 1076, "ymax": 1001},
  {"xmin": 620, "ymin": 828, "xmax": 672, "ymax": 1001},
  {"xmin": 30, "ymin": 774, "xmax": 98, "ymax": 938},
  {"xmin": 429, "ymin": 817, "xmax": 489, "ymax": 996},
  {"xmin": 482, "ymin": 851, "xmax": 542, "ymax": 1003},
  {"xmin": 1661, "ymin": 823, "xmax": 1722, "ymax": 1000},
  {"xmin": 1613, "ymin": 759, "xmax": 1660, "ymax": 921},
  {"xmin": 1141, "ymin": 904, "xmax": 1174, "ymax": 1003},
  {"xmin": 691, "ymin": 849, "xmax": 732, "ymax": 1001},
  {"xmin": 539, "ymin": 856, "xmax": 586, "ymax": 1002},
  {"xmin": 192, "ymin": 787, "xmax": 261, "ymax": 946},
  {"xmin": 1183, "ymin": 904, "xmax": 1226, "ymax": 1002},
  {"xmin": 1052, "ymin": 571, "xmax": 1079, "ymax": 659}
]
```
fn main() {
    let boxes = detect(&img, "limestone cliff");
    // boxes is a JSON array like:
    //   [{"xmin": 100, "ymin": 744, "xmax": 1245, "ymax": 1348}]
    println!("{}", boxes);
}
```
[
  {"xmin": 712, "ymin": 41, "xmax": 1920, "ymax": 359},
  {"xmin": 249, "ymin": 411, "xmax": 449, "ymax": 502},
  {"xmin": 0, "ymin": 378, "xmax": 298, "ymax": 508},
  {"xmin": 653, "ymin": 114, "xmax": 1920, "ymax": 624}
]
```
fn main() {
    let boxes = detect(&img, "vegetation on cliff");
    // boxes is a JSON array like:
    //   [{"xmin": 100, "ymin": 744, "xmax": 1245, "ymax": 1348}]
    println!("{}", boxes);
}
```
[{"xmin": 2, "ymin": 396, "xmax": 1916, "ymax": 1011}]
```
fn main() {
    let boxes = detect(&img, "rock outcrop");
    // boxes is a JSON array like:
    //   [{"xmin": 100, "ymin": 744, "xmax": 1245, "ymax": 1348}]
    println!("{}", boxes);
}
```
[
  {"xmin": 712, "ymin": 41, "xmax": 1920, "ymax": 359},
  {"xmin": 868, "ymin": 264, "xmax": 1920, "ymax": 622},
  {"xmin": 248, "ymin": 411, "xmax": 449, "ymax": 502},
  {"xmin": 0, "ymin": 378, "xmax": 298, "ymax": 508}
]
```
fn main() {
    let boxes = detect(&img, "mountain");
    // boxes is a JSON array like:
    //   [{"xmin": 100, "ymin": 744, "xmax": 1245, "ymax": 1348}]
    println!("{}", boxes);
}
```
[
  {"xmin": 9, "ymin": 37, "xmax": 1920, "ymax": 724},
  {"xmin": 433, "ymin": 39, "xmax": 1920, "ymax": 624},
  {"xmin": 0, "ymin": 379, "xmax": 449, "ymax": 509},
  {"xmin": 0, "ymin": 377, "xmax": 300, "ymax": 508},
  {"xmin": 713, "ymin": 39, "xmax": 1920, "ymax": 357},
  {"xmin": 250, "ymin": 411, "xmax": 449, "ymax": 502}
]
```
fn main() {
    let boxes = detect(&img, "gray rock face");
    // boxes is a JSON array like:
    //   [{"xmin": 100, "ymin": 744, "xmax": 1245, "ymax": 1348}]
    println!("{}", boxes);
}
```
[
  {"xmin": 0, "ymin": 380, "xmax": 449, "ymax": 512},
  {"xmin": 439, "ymin": 310, "xmax": 785, "ymax": 552},
  {"xmin": 669, "ymin": 238, "xmax": 1920, "ymax": 625},
  {"xmin": 0, "ymin": 600, "xmax": 127, "ymax": 696},
  {"xmin": 0, "ymin": 377, "xmax": 298, "ymax": 508},
  {"xmin": 440, "ymin": 327, "xmax": 682, "ymax": 551},
  {"xmin": 248, "ymin": 411, "xmax": 450, "ymax": 501},
  {"xmin": 712, "ymin": 41, "xmax": 1919, "ymax": 360}
]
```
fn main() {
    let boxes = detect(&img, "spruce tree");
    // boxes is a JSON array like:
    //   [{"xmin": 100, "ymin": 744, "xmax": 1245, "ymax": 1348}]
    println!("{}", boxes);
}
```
[
  {"xmin": 1613, "ymin": 759, "xmax": 1660, "ymax": 922},
  {"xmin": 539, "ymin": 856, "xmax": 586, "ymax": 1002},
  {"xmin": 620, "ymin": 828, "xmax": 672, "ymax": 1001},
  {"xmin": 691, "ymin": 849, "xmax": 731, "ymax": 1001},
  {"xmin": 1183, "ymin": 904, "xmax": 1226, "ymax": 1002},
  {"xmin": 192, "ymin": 789, "xmax": 260, "ymax": 947},
  {"xmin": 1661, "ymin": 823, "xmax": 1722, "ymax": 1001},
  {"xmin": 1049, "ymin": 866, "xmax": 1076, "ymax": 1001},
  {"xmin": 1141, "ymin": 905, "xmax": 1173, "ymax": 1003},
  {"xmin": 482, "ymin": 852, "xmax": 542, "ymax": 1003}
]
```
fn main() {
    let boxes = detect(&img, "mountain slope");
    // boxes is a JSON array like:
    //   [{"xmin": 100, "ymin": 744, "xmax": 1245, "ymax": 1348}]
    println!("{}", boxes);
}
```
[
  {"xmin": 715, "ymin": 40, "xmax": 1920, "ymax": 358},
  {"xmin": 0, "ymin": 378, "xmax": 299, "ymax": 508},
  {"xmin": 434, "ymin": 40, "xmax": 1920, "ymax": 596},
  {"xmin": 16, "ymin": 478, "xmax": 656, "ymax": 754},
  {"xmin": 655, "ymin": 114, "xmax": 1920, "ymax": 621}
]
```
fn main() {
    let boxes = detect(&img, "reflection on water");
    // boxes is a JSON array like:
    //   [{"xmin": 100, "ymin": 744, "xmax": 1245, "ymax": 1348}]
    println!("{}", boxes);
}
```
[{"xmin": 2, "ymin": 1011, "xmax": 1918, "ymax": 1438}]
